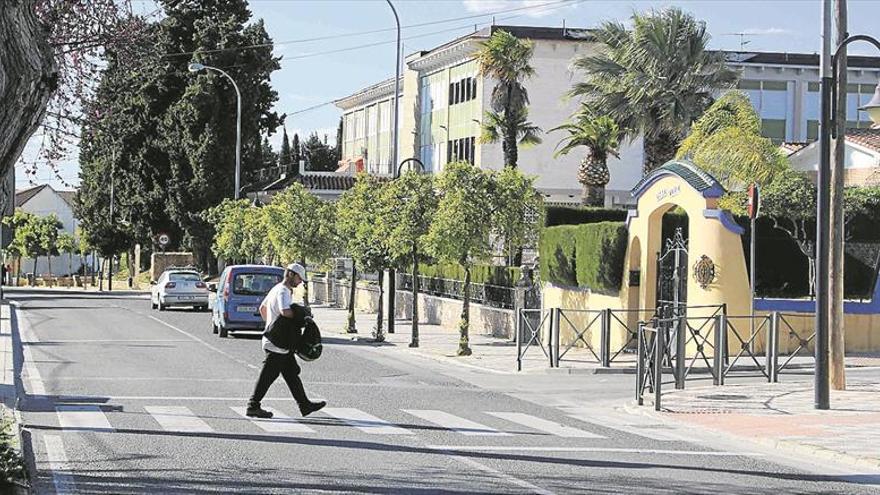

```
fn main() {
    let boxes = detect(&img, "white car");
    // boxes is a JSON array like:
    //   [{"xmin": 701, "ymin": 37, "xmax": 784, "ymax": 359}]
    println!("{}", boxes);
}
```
[{"xmin": 151, "ymin": 269, "xmax": 209, "ymax": 311}]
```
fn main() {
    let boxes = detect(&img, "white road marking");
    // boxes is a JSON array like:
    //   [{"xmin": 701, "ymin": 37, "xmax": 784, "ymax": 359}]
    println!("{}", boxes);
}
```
[
  {"xmin": 55, "ymin": 405, "xmax": 114, "ymax": 432},
  {"xmin": 403, "ymin": 409, "xmax": 509, "ymax": 436},
  {"xmin": 565, "ymin": 412, "xmax": 688, "ymax": 442},
  {"xmin": 142, "ymin": 313, "xmax": 258, "ymax": 370},
  {"xmin": 231, "ymin": 406, "xmax": 315, "ymax": 433},
  {"xmin": 445, "ymin": 452, "xmax": 556, "ymax": 495},
  {"xmin": 486, "ymin": 412, "xmax": 604, "ymax": 438},
  {"xmin": 16, "ymin": 308, "xmax": 47, "ymax": 395},
  {"xmin": 321, "ymin": 407, "xmax": 414, "ymax": 435},
  {"xmin": 426, "ymin": 445, "xmax": 765, "ymax": 456},
  {"xmin": 145, "ymin": 406, "xmax": 214, "ymax": 433},
  {"xmin": 36, "ymin": 339, "xmax": 192, "ymax": 343},
  {"xmin": 44, "ymin": 435, "xmax": 76, "ymax": 494}
]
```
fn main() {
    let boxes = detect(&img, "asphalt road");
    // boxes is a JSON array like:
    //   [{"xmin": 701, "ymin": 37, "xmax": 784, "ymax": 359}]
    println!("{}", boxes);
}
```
[{"xmin": 9, "ymin": 289, "xmax": 880, "ymax": 494}]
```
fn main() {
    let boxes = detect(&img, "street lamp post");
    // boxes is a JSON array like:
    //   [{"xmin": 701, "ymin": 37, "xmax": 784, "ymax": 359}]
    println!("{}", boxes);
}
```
[
  {"xmin": 386, "ymin": 0, "xmax": 402, "ymax": 335},
  {"xmin": 817, "ymin": 32, "xmax": 880, "ymax": 410},
  {"xmin": 188, "ymin": 63, "xmax": 243, "ymax": 200}
]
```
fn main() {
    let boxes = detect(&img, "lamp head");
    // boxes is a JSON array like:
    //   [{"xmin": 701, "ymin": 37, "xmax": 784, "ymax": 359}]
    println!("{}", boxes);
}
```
[
  {"xmin": 859, "ymin": 82, "xmax": 880, "ymax": 126},
  {"xmin": 188, "ymin": 62, "xmax": 205, "ymax": 73}
]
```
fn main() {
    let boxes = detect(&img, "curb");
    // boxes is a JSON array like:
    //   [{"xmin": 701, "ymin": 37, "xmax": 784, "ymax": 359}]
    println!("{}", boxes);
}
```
[{"xmin": 621, "ymin": 394, "xmax": 880, "ymax": 473}]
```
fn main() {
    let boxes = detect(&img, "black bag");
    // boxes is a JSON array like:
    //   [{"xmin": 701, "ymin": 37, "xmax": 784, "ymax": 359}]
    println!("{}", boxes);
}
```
[
  {"xmin": 296, "ymin": 318, "xmax": 323, "ymax": 362},
  {"xmin": 263, "ymin": 304, "xmax": 308, "ymax": 350}
]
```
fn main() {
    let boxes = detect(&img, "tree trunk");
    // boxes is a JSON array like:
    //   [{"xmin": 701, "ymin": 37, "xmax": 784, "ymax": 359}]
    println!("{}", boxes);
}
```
[
  {"xmin": 346, "ymin": 262, "xmax": 357, "ymax": 333},
  {"xmin": 68, "ymin": 253, "xmax": 72, "ymax": 288},
  {"xmin": 642, "ymin": 132, "xmax": 679, "ymax": 176},
  {"xmin": 410, "ymin": 249, "xmax": 420, "ymax": 348},
  {"xmin": 457, "ymin": 263, "xmax": 472, "ymax": 356},
  {"xmin": 829, "ymin": 0, "xmax": 847, "ymax": 391},
  {"xmin": 374, "ymin": 272, "xmax": 385, "ymax": 343},
  {"xmin": 300, "ymin": 260, "xmax": 309, "ymax": 307},
  {"xmin": 504, "ymin": 115, "xmax": 518, "ymax": 168},
  {"xmin": 31, "ymin": 257, "xmax": 37, "ymax": 286},
  {"xmin": 585, "ymin": 185, "xmax": 605, "ymax": 207},
  {"xmin": 0, "ymin": 1, "xmax": 56, "ymax": 210}
]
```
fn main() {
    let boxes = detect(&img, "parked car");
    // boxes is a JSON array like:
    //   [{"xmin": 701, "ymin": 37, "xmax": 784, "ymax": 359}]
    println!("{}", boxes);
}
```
[
  {"xmin": 151, "ymin": 268, "xmax": 209, "ymax": 311},
  {"xmin": 211, "ymin": 265, "xmax": 284, "ymax": 338}
]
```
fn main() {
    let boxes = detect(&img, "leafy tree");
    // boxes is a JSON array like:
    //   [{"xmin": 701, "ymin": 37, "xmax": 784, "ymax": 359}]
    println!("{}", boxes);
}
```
[
  {"xmin": 57, "ymin": 232, "xmax": 76, "ymax": 279},
  {"xmin": 3, "ymin": 211, "xmax": 41, "ymax": 285},
  {"xmin": 476, "ymin": 30, "xmax": 540, "ymax": 168},
  {"xmin": 265, "ymin": 183, "xmax": 337, "ymax": 303},
  {"xmin": 261, "ymin": 136, "xmax": 278, "ymax": 170},
  {"xmin": 570, "ymin": 8, "xmax": 738, "ymax": 175},
  {"xmin": 426, "ymin": 162, "xmax": 496, "ymax": 355},
  {"xmin": 381, "ymin": 171, "xmax": 438, "ymax": 347},
  {"xmin": 490, "ymin": 167, "xmax": 544, "ymax": 265},
  {"xmin": 336, "ymin": 174, "xmax": 393, "ymax": 339},
  {"xmin": 205, "ymin": 199, "xmax": 249, "ymax": 264},
  {"xmin": 551, "ymin": 106, "xmax": 621, "ymax": 206},
  {"xmin": 302, "ymin": 133, "xmax": 338, "ymax": 172},
  {"xmin": 75, "ymin": 226, "xmax": 94, "ymax": 278},
  {"xmin": 676, "ymin": 91, "xmax": 786, "ymax": 188}
]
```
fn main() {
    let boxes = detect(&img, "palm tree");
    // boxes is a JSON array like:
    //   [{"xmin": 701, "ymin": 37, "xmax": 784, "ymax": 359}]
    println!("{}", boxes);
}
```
[
  {"xmin": 479, "ymin": 107, "xmax": 542, "ymax": 166},
  {"xmin": 570, "ymin": 8, "xmax": 738, "ymax": 175},
  {"xmin": 552, "ymin": 106, "xmax": 621, "ymax": 206},
  {"xmin": 476, "ymin": 29, "xmax": 538, "ymax": 168}
]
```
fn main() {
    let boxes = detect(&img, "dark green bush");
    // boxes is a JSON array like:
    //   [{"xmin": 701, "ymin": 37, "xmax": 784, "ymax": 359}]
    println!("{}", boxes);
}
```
[
  {"xmin": 544, "ymin": 206, "xmax": 629, "ymax": 227},
  {"xmin": 540, "ymin": 222, "xmax": 627, "ymax": 293},
  {"xmin": 419, "ymin": 263, "xmax": 520, "ymax": 287}
]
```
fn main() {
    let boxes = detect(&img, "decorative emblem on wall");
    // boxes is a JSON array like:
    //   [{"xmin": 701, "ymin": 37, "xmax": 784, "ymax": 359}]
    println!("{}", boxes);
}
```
[{"xmin": 693, "ymin": 255, "xmax": 716, "ymax": 289}]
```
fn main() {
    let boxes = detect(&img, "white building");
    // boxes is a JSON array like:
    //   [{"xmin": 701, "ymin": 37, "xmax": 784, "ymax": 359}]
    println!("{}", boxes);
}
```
[
  {"xmin": 14, "ymin": 184, "xmax": 87, "ymax": 276},
  {"xmin": 335, "ymin": 25, "xmax": 880, "ymax": 205}
]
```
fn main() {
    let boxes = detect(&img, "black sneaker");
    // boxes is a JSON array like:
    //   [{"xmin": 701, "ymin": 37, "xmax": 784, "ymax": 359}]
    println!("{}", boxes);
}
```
[
  {"xmin": 246, "ymin": 407, "xmax": 273, "ymax": 419},
  {"xmin": 299, "ymin": 400, "xmax": 326, "ymax": 417}
]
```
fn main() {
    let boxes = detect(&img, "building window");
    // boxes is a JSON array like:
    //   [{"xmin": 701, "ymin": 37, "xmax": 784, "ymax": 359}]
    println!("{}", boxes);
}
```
[
  {"xmin": 448, "ymin": 76, "xmax": 477, "ymax": 106},
  {"xmin": 446, "ymin": 136, "xmax": 476, "ymax": 164}
]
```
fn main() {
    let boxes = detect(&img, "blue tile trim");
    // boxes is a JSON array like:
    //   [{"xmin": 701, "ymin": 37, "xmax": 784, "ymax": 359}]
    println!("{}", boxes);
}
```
[{"xmin": 702, "ymin": 208, "xmax": 746, "ymax": 235}]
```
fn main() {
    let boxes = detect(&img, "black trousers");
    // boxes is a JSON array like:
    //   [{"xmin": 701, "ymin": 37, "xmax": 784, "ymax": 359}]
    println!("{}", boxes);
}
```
[{"xmin": 248, "ymin": 351, "xmax": 309, "ymax": 409}]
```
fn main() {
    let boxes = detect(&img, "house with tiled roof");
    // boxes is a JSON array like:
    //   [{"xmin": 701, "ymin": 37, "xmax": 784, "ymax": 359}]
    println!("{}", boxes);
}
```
[
  {"xmin": 14, "ymin": 184, "xmax": 89, "ymax": 276},
  {"xmin": 788, "ymin": 126, "xmax": 880, "ymax": 187},
  {"xmin": 241, "ymin": 161, "xmax": 363, "ymax": 204}
]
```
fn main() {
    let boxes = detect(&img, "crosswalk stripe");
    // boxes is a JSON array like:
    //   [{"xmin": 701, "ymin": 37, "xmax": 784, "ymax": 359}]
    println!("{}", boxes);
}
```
[
  {"xmin": 231, "ymin": 407, "xmax": 315, "ymax": 433},
  {"xmin": 55, "ymin": 405, "xmax": 114, "ymax": 432},
  {"xmin": 486, "ymin": 412, "xmax": 604, "ymax": 438},
  {"xmin": 321, "ymin": 407, "xmax": 414, "ymax": 435},
  {"xmin": 145, "ymin": 406, "xmax": 213, "ymax": 433},
  {"xmin": 402, "ymin": 409, "xmax": 510, "ymax": 436}
]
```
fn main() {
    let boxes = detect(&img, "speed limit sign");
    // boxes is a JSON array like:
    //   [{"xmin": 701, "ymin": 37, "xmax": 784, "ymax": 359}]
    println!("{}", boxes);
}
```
[{"xmin": 158, "ymin": 233, "xmax": 171, "ymax": 248}]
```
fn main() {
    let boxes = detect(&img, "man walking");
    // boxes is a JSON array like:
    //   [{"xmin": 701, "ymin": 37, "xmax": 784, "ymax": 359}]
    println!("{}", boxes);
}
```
[{"xmin": 246, "ymin": 263, "xmax": 326, "ymax": 419}]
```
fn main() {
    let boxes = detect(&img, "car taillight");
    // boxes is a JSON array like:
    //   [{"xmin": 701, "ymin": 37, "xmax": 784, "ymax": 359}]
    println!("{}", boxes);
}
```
[
  {"xmin": 165, "ymin": 282, "xmax": 176, "ymax": 289},
  {"xmin": 195, "ymin": 282, "xmax": 206, "ymax": 289}
]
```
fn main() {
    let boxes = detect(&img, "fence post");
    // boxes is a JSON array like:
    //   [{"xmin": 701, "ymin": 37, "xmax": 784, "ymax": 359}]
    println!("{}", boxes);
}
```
[
  {"xmin": 515, "ymin": 308, "xmax": 522, "ymax": 372},
  {"xmin": 636, "ymin": 323, "xmax": 645, "ymax": 406},
  {"xmin": 654, "ymin": 325, "xmax": 663, "ymax": 411},
  {"xmin": 714, "ymin": 314, "xmax": 726, "ymax": 386},
  {"xmin": 769, "ymin": 312, "xmax": 780, "ymax": 383},
  {"xmin": 600, "ymin": 309, "xmax": 611, "ymax": 367}
]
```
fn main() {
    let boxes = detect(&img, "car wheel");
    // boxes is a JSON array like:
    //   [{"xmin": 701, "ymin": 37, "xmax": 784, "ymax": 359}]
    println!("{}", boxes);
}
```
[{"xmin": 219, "ymin": 325, "xmax": 228, "ymax": 338}]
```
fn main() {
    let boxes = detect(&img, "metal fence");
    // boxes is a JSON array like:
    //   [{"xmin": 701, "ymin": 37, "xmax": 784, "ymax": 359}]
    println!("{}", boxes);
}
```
[
  {"xmin": 636, "ymin": 322, "xmax": 664, "ymax": 411},
  {"xmin": 399, "ymin": 273, "xmax": 515, "ymax": 310},
  {"xmin": 515, "ymin": 308, "xmax": 553, "ymax": 371}
]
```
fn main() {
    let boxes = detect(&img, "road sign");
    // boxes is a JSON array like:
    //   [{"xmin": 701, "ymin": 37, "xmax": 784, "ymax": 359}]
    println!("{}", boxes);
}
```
[
  {"xmin": 158, "ymin": 233, "xmax": 171, "ymax": 248},
  {"xmin": 747, "ymin": 183, "xmax": 760, "ymax": 219}
]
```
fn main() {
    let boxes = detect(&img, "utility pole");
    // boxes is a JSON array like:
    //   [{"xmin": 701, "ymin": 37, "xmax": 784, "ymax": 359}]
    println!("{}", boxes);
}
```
[
  {"xmin": 815, "ymin": 0, "xmax": 833, "ymax": 410},
  {"xmin": 108, "ymin": 149, "xmax": 115, "ymax": 292},
  {"xmin": 386, "ymin": 0, "xmax": 402, "ymax": 336},
  {"xmin": 829, "ymin": 0, "xmax": 848, "ymax": 391}
]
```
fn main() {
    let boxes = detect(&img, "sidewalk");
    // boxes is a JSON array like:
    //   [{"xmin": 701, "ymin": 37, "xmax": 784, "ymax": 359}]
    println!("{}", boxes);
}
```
[
  {"xmin": 311, "ymin": 304, "xmax": 613, "ymax": 374},
  {"xmin": 638, "ymin": 379, "xmax": 880, "ymax": 471}
]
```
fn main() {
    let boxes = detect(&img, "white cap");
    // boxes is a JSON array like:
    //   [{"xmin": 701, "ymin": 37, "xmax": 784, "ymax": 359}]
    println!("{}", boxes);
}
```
[{"xmin": 287, "ymin": 263, "xmax": 308, "ymax": 282}]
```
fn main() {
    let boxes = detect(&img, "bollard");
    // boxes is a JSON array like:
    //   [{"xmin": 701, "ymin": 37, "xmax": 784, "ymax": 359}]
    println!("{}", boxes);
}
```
[
  {"xmin": 600, "ymin": 309, "xmax": 611, "ymax": 367},
  {"xmin": 713, "ymin": 314, "xmax": 726, "ymax": 386},
  {"xmin": 551, "ymin": 308, "xmax": 561, "ymax": 368},
  {"xmin": 769, "ymin": 312, "xmax": 780, "ymax": 382},
  {"xmin": 515, "ymin": 309, "xmax": 522, "ymax": 372},
  {"xmin": 636, "ymin": 323, "xmax": 645, "ymax": 406},
  {"xmin": 674, "ymin": 313, "xmax": 686, "ymax": 390},
  {"xmin": 654, "ymin": 326, "xmax": 663, "ymax": 411}
]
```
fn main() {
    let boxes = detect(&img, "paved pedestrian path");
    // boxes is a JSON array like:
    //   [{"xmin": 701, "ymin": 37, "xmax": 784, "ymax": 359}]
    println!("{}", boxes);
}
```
[
  {"xmin": 310, "ymin": 304, "xmax": 619, "ymax": 374},
  {"xmin": 639, "ymin": 379, "xmax": 880, "ymax": 470}
]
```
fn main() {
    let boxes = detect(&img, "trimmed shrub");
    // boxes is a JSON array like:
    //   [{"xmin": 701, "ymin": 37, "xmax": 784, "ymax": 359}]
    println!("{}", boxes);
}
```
[
  {"xmin": 419, "ymin": 263, "xmax": 520, "ymax": 287},
  {"xmin": 540, "ymin": 222, "xmax": 627, "ymax": 293},
  {"xmin": 544, "ymin": 206, "xmax": 629, "ymax": 227}
]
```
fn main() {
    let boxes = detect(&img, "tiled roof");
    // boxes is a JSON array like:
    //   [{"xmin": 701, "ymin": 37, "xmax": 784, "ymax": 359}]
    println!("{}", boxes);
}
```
[
  {"xmin": 725, "ymin": 51, "xmax": 880, "ymax": 69},
  {"xmin": 14, "ymin": 184, "xmax": 48, "ymax": 207},
  {"xmin": 780, "ymin": 142, "xmax": 810, "ymax": 155},
  {"xmin": 631, "ymin": 160, "xmax": 725, "ymax": 199},
  {"xmin": 846, "ymin": 128, "xmax": 880, "ymax": 153},
  {"xmin": 242, "ymin": 173, "xmax": 361, "ymax": 194},
  {"xmin": 57, "ymin": 191, "xmax": 76, "ymax": 209}
]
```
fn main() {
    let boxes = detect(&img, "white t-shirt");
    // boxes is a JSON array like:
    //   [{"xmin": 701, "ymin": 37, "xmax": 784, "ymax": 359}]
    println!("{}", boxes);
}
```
[{"xmin": 260, "ymin": 282, "xmax": 292, "ymax": 354}]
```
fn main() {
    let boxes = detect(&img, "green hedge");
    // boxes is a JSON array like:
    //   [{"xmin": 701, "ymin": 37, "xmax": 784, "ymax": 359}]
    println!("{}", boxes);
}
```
[
  {"xmin": 544, "ymin": 206, "xmax": 629, "ymax": 227},
  {"xmin": 539, "ymin": 222, "xmax": 628, "ymax": 293},
  {"xmin": 419, "ymin": 263, "xmax": 520, "ymax": 287}
]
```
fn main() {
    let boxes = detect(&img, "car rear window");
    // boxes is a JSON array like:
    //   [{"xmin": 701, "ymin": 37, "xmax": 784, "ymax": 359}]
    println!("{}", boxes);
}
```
[
  {"xmin": 169, "ymin": 272, "xmax": 201, "ymax": 282},
  {"xmin": 233, "ymin": 273, "xmax": 281, "ymax": 296}
]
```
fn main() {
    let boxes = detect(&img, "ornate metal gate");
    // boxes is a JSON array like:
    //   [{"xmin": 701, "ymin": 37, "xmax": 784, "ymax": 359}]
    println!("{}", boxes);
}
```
[{"xmin": 656, "ymin": 227, "xmax": 688, "ymax": 317}]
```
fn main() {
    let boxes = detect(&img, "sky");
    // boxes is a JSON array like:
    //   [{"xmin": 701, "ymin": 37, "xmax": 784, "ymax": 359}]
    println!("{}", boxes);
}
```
[{"xmin": 17, "ymin": 0, "xmax": 880, "ymax": 190}]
